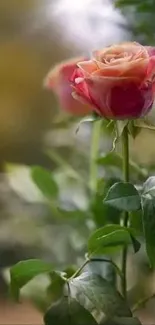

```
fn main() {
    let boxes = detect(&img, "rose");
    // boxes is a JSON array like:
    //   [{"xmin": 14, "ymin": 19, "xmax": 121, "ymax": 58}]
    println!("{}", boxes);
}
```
[
  {"xmin": 44, "ymin": 57, "xmax": 92, "ymax": 116},
  {"xmin": 71, "ymin": 42, "xmax": 155, "ymax": 120}
]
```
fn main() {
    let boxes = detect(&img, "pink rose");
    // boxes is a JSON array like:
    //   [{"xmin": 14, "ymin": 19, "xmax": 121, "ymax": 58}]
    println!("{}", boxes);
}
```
[
  {"xmin": 44, "ymin": 57, "xmax": 92, "ymax": 116},
  {"xmin": 71, "ymin": 42, "xmax": 155, "ymax": 120}
]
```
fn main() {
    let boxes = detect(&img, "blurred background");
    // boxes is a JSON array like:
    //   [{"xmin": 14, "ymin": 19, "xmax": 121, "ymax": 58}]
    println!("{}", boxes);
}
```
[{"xmin": 0, "ymin": 0, "xmax": 155, "ymax": 324}]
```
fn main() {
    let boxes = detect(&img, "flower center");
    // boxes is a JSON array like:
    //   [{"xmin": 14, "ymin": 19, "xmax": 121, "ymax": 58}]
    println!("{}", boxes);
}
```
[{"xmin": 102, "ymin": 51, "xmax": 132, "ymax": 66}]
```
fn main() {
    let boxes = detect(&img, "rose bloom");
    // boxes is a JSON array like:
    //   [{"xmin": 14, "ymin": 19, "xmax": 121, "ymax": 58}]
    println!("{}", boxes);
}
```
[
  {"xmin": 44, "ymin": 57, "xmax": 92, "ymax": 116},
  {"xmin": 71, "ymin": 42, "xmax": 155, "ymax": 120}
]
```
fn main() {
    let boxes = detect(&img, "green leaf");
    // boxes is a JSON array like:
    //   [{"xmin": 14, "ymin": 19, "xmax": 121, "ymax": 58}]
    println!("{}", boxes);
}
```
[
  {"xmin": 104, "ymin": 316, "xmax": 141, "ymax": 325},
  {"xmin": 58, "ymin": 209, "xmax": 88, "ymax": 220},
  {"xmin": 134, "ymin": 118, "xmax": 155, "ymax": 131},
  {"xmin": 97, "ymin": 152, "xmax": 147, "ymax": 179},
  {"xmin": 70, "ymin": 273, "xmax": 131, "ymax": 317},
  {"xmin": 116, "ymin": 120, "xmax": 129, "ymax": 138},
  {"xmin": 87, "ymin": 258, "xmax": 116, "ymax": 284},
  {"xmin": 31, "ymin": 166, "xmax": 58, "ymax": 199},
  {"xmin": 91, "ymin": 193, "xmax": 121, "ymax": 227},
  {"xmin": 10, "ymin": 259, "xmax": 53, "ymax": 300},
  {"xmin": 143, "ymin": 177, "xmax": 155, "ymax": 196},
  {"xmin": 44, "ymin": 297, "xmax": 98, "ymax": 325},
  {"xmin": 119, "ymin": 318, "xmax": 141, "ymax": 325},
  {"xmin": 63, "ymin": 266, "xmax": 77, "ymax": 278},
  {"xmin": 127, "ymin": 121, "xmax": 141, "ymax": 139},
  {"xmin": 116, "ymin": 0, "xmax": 141, "ymax": 7},
  {"xmin": 104, "ymin": 182, "xmax": 141, "ymax": 212},
  {"xmin": 142, "ymin": 196, "xmax": 155, "ymax": 268},
  {"xmin": 47, "ymin": 271, "xmax": 65, "ymax": 303},
  {"xmin": 110, "ymin": 120, "xmax": 128, "ymax": 152},
  {"xmin": 88, "ymin": 224, "xmax": 132, "ymax": 256},
  {"xmin": 91, "ymin": 178, "xmax": 121, "ymax": 227},
  {"xmin": 137, "ymin": 2, "xmax": 154, "ymax": 12},
  {"xmin": 130, "ymin": 235, "xmax": 141, "ymax": 253},
  {"xmin": 76, "ymin": 115, "xmax": 101, "ymax": 134},
  {"xmin": 130, "ymin": 210, "xmax": 143, "ymax": 235},
  {"xmin": 97, "ymin": 152, "xmax": 122, "ymax": 169}
]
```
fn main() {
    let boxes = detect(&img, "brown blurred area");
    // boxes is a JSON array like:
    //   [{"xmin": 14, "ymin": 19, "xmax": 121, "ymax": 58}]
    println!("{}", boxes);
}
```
[
  {"xmin": 0, "ymin": 1, "xmax": 74, "ymax": 323},
  {"xmin": 0, "ymin": 299, "xmax": 42, "ymax": 325},
  {"xmin": 0, "ymin": 1, "xmax": 155, "ymax": 324},
  {"xmin": 0, "ymin": 0, "xmax": 74, "ymax": 169}
]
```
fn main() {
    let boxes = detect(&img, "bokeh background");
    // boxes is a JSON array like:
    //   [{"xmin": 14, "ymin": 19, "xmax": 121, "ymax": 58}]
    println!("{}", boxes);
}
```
[{"xmin": 1, "ymin": 0, "xmax": 155, "ymax": 324}]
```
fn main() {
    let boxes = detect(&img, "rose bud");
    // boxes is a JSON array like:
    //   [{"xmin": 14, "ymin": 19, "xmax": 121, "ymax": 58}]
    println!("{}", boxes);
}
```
[
  {"xmin": 44, "ymin": 57, "xmax": 92, "ymax": 116},
  {"xmin": 71, "ymin": 42, "xmax": 155, "ymax": 120}
]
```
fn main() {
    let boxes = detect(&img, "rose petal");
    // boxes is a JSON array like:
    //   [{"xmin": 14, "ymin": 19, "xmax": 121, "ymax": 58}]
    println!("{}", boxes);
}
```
[
  {"xmin": 77, "ymin": 60, "xmax": 98, "ymax": 75},
  {"xmin": 145, "ymin": 46, "xmax": 155, "ymax": 57},
  {"xmin": 45, "ymin": 56, "xmax": 93, "ymax": 115},
  {"xmin": 71, "ymin": 68, "xmax": 90, "ymax": 99},
  {"xmin": 84, "ymin": 75, "xmax": 152, "ymax": 119},
  {"xmin": 147, "ymin": 56, "xmax": 155, "ymax": 81},
  {"xmin": 71, "ymin": 68, "xmax": 94, "ymax": 107},
  {"xmin": 45, "ymin": 56, "xmax": 87, "ymax": 90},
  {"xmin": 84, "ymin": 76, "xmax": 117, "ymax": 118},
  {"xmin": 92, "ymin": 58, "xmax": 148, "ymax": 81},
  {"xmin": 93, "ymin": 42, "xmax": 148, "ymax": 62},
  {"xmin": 72, "ymin": 91, "xmax": 96, "ymax": 111},
  {"xmin": 110, "ymin": 81, "xmax": 153, "ymax": 119}
]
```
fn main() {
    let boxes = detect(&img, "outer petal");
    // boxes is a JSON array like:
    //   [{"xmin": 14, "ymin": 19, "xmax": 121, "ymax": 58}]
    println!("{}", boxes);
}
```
[
  {"xmin": 140, "ymin": 82, "xmax": 155, "ymax": 116},
  {"xmin": 58, "ymin": 81, "xmax": 92, "ymax": 115},
  {"xmin": 84, "ymin": 76, "xmax": 153, "ymax": 119},
  {"xmin": 145, "ymin": 46, "xmax": 155, "ymax": 57},
  {"xmin": 147, "ymin": 56, "xmax": 155, "ymax": 81},
  {"xmin": 110, "ymin": 81, "xmax": 153, "ymax": 119},
  {"xmin": 92, "ymin": 58, "xmax": 148, "ymax": 80},
  {"xmin": 44, "ymin": 57, "xmax": 86, "ymax": 89},
  {"xmin": 44, "ymin": 57, "xmax": 92, "ymax": 116},
  {"xmin": 93, "ymin": 42, "xmax": 148, "ymax": 61},
  {"xmin": 77, "ymin": 60, "xmax": 98, "ymax": 75},
  {"xmin": 71, "ymin": 68, "xmax": 90, "ymax": 100}
]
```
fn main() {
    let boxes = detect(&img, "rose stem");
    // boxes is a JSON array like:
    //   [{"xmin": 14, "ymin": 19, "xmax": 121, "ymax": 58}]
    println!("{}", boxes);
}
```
[
  {"xmin": 121, "ymin": 126, "xmax": 129, "ymax": 300},
  {"xmin": 89, "ymin": 120, "xmax": 102, "ymax": 193}
]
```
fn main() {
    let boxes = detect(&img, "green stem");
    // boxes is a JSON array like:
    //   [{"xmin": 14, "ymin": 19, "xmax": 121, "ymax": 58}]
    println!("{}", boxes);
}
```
[
  {"xmin": 90, "ymin": 258, "xmax": 123, "ymax": 279},
  {"xmin": 89, "ymin": 120, "xmax": 102, "ymax": 193},
  {"xmin": 121, "ymin": 126, "xmax": 129, "ymax": 299},
  {"xmin": 132, "ymin": 293, "xmax": 155, "ymax": 312},
  {"xmin": 69, "ymin": 257, "xmax": 123, "ymax": 280},
  {"xmin": 122, "ymin": 127, "xmax": 129, "ymax": 183},
  {"xmin": 70, "ymin": 259, "xmax": 89, "ymax": 279}
]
